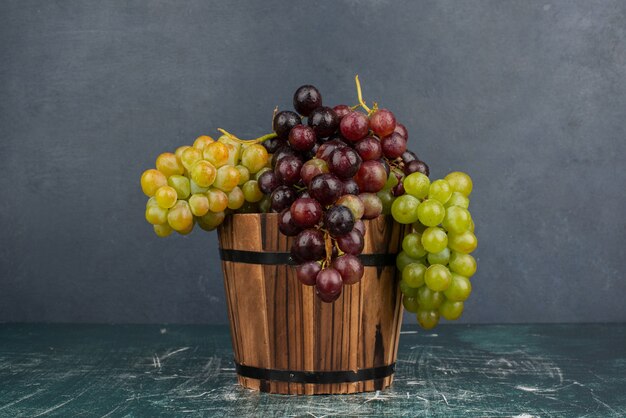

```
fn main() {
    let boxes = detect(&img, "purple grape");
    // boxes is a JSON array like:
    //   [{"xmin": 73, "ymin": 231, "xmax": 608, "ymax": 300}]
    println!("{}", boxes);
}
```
[
  {"xmin": 328, "ymin": 147, "xmax": 361, "ymax": 179},
  {"xmin": 353, "ymin": 219, "xmax": 366, "ymax": 235},
  {"xmin": 401, "ymin": 150, "xmax": 418, "ymax": 164},
  {"xmin": 275, "ymin": 155, "xmax": 303, "ymax": 185},
  {"xmin": 288, "ymin": 124, "xmax": 317, "ymax": 152},
  {"xmin": 273, "ymin": 111, "xmax": 302, "ymax": 139},
  {"xmin": 316, "ymin": 139, "xmax": 347, "ymax": 162},
  {"xmin": 290, "ymin": 197, "xmax": 323, "ymax": 228},
  {"xmin": 293, "ymin": 85, "xmax": 322, "ymax": 116},
  {"xmin": 324, "ymin": 205, "xmax": 355, "ymax": 237},
  {"xmin": 394, "ymin": 123, "xmax": 408, "ymax": 140},
  {"xmin": 355, "ymin": 137, "xmax": 383, "ymax": 161},
  {"xmin": 342, "ymin": 179, "xmax": 360, "ymax": 195},
  {"xmin": 332, "ymin": 254, "xmax": 364, "ymax": 285},
  {"xmin": 296, "ymin": 261, "xmax": 321, "ymax": 286},
  {"xmin": 271, "ymin": 145, "xmax": 298, "ymax": 168},
  {"xmin": 315, "ymin": 268, "xmax": 343, "ymax": 302},
  {"xmin": 278, "ymin": 208, "xmax": 302, "ymax": 236},
  {"xmin": 336, "ymin": 229, "xmax": 364, "ymax": 255},
  {"xmin": 263, "ymin": 137, "xmax": 286, "ymax": 154},
  {"xmin": 381, "ymin": 132, "xmax": 407, "ymax": 159},
  {"xmin": 270, "ymin": 185, "xmax": 297, "ymax": 212},
  {"xmin": 333, "ymin": 104, "xmax": 351, "ymax": 120},
  {"xmin": 404, "ymin": 160, "xmax": 430, "ymax": 176},
  {"xmin": 258, "ymin": 170, "xmax": 281, "ymax": 194},
  {"xmin": 359, "ymin": 193, "xmax": 383, "ymax": 219},
  {"xmin": 292, "ymin": 229, "xmax": 326, "ymax": 262},
  {"xmin": 308, "ymin": 107, "xmax": 339, "ymax": 138},
  {"xmin": 300, "ymin": 158, "xmax": 329, "ymax": 186},
  {"xmin": 308, "ymin": 173, "xmax": 343, "ymax": 206},
  {"xmin": 354, "ymin": 160, "xmax": 387, "ymax": 193}
]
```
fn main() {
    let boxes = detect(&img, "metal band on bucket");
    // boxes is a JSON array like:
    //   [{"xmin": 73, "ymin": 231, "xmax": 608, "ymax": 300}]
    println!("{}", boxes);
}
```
[
  {"xmin": 234, "ymin": 361, "xmax": 395, "ymax": 384},
  {"xmin": 219, "ymin": 248, "xmax": 396, "ymax": 266}
]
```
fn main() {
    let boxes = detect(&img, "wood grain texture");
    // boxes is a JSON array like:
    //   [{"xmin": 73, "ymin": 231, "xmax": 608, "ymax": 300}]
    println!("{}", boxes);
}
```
[{"xmin": 217, "ymin": 214, "xmax": 406, "ymax": 394}]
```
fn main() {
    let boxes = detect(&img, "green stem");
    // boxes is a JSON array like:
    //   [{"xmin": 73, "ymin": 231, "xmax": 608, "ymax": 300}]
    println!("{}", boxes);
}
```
[{"xmin": 217, "ymin": 129, "xmax": 277, "ymax": 144}]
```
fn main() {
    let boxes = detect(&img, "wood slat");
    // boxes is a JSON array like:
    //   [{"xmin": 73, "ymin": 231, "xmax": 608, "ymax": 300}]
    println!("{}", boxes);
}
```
[{"xmin": 218, "ymin": 213, "xmax": 405, "ymax": 395}]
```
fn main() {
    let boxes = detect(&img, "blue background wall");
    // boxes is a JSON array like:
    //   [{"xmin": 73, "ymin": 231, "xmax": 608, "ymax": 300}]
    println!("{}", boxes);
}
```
[{"xmin": 1, "ymin": 0, "xmax": 625, "ymax": 324}]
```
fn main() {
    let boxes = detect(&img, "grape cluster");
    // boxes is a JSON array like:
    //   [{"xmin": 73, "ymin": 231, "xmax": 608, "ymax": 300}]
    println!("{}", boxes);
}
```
[
  {"xmin": 393, "ymin": 171, "xmax": 477, "ymax": 330},
  {"xmin": 140, "ymin": 135, "xmax": 271, "ymax": 236},
  {"xmin": 139, "ymin": 76, "xmax": 478, "ymax": 329},
  {"xmin": 262, "ymin": 84, "xmax": 430, "ymax": 303}
]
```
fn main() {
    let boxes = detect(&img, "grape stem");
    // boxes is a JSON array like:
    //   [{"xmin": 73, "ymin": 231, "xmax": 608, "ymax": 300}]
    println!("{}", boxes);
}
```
[
  {"xmin": 355, "ymin": 75, "xmax": 371, "ymax": 113},
  {"xmin": 217, "ymin": 129, "xmax": 277, "ymax": 144}
]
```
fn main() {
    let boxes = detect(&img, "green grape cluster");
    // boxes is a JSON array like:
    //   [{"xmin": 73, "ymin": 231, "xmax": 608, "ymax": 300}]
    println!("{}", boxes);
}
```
[
  {"xmin": 140, "ymin": 135, "xmax": 271, "ymax": 237},
  {"xmin": 392, "ymin": 171, "xmax": 477, "ymax": 330}
]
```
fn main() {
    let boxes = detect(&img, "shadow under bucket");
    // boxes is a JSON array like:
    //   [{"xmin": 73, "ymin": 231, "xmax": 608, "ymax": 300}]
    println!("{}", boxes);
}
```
[{"xmin": 217, "ymin": 214, "xmax": 405, "ymax": 395}]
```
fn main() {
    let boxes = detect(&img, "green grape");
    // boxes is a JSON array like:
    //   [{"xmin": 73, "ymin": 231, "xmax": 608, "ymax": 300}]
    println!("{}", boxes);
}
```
[
  {"xmin": 399, "ymin": 279, "xmax": 419, "ymax": 297},
  {"xmin": 421, "ymin": 227, "xmax": 448, "ymax": 253},
  {"xmin": 444, "ymin": 273, "xmax": 472, "ymax": 302},
  {"xmin": 167, "ymin": 200, "xmax": 193, "ymax": 231},
  {"xmin": 155, "ymin": 186, "xmax": 177, "ymax": 209},
  {"xmin": 468, "ymin": 217, "xmax": 475, "ymax": 232},
  {"xmin": 442, "ymin": 206, "xmax": 471, "ymax": 233},
  {"xmin": 377, "ymin": 189, "xmax": 395, "ymax": 215},
  {"xmin": 198, "ymin": 211, "xmax": 225, "ymax": 230},
  {"xmin": 259, "ymin": 196, "xmax": 272, "ymax": 213},
  {"xmin": 424, "ymin": 264, "xmax": 452, "ymax": 291},
  {"xmin": 417, "ymin": 309, "xmax": 439, "ymax": 330},
  {"xmin": 445, "ymin": 192, "xmax": 469, "ymax": 209},
  {"xmin": 427, "ymin": 247, "xmax": 450, "ymax": 265},
  {"xmin": 227, "ymin": 187, "xmax": 245, "ymax": 210},
  {"xmin": 417, "ymin": 199, "xmax": 445, "ymax": 227},
  {"xmin": 403, "ymin": 172, "xmax": 430, "ymax": 199},
  {"xmin": 383, "ymin": 171, "xmax": 399, "ymax": 190},
  {"xmin": 140, "ymin": 169, "xmax": 167, "ymax": 197},
  {"xmin": 145, "ymin": 204, "xmax": 168, "ymax": 225},
  {"xmin": 448, "ymin": 231, "xmax": 478, "ymax": 254},
  {"xmin": 444, "ymin": 171, "xmax": 472, "ymax": 197},
  {"xmin": 190, "ymin": 180, "xmax": 209, "ymax": 194},
  {"xmin": 156, "ymin": 152, "xmax": 184, "ymax": 177},
  {"xmin": 396, "ymin": 251, "xmax": 423, "ymax": 271},
  {"xmin": 417, "ymin": 286, "xmax": 444, "ymax": 310},
  {"xmin": 449, "ymin": 252, "xmax": 477, "ymax": 277},
  {"xmin": 235, "ymin": 165, "xmax": 250, "ymax": 185},
  {"xmin": 177, "ymin": 220, "xmax": 195, "ymax": 235},
  {"xmin": 254, "ymin": 167, "xmax": 272, "ymax": 180},
  {"xmin": 220, "ymin": 139, "xmax": 242, "ymax": 166},
  {"xmin": 203, "ymin": 141, "xmax": 230, "ymax": 168},
  {"xmin": 146, "ymin": 197, "xmax": 158, "ymax": 208},
  {"xmin": 193, "ymin": 135, "xmax": 214, "ymax": 151},
  {"xmin": 402, "ymin": 233, "xmax": 427, "ymax": 259},
  {"xmin": 189, "ymin": 194, "xmax": 210, "ymax": 216},
  {"xmin": 440, "ymin": 300, "xmax": 464, "ymax": 320},
  {"xmin": 181, "ymin": 147, "xmax": 203, "ymax": 171},
  {"xmin": 190, "ymin": 160, "xmax": 217, "ymax": 188},
  {"xmin": 242, "ymin": 180, "xmax": 264, "ymax": 203},
  {"xmin": 207, "ymin": 188, "xmax": 229, "ymax": 212},
  {"xmin": 391, "ymin": 195, "xmax": 420, "ymax": 224},
  {"xmin": 241, "ymin": 144, "xmax": 269, "ymax": 173},
  {"xmin": 213, "ymin": 165, "xmax": 241, "ymax": 192},
  {"xmin": 402, "ymin": 295, "xmax": 420, "ymax": 313},
  {"xmin": 167, "ymin": 175, "xmax": 191, "ymax": 199},
  {"xmin": 336, "ymin": 195, "xmax": 365, "ymax": 220},
  {"xmin": 402, "ymin": 263, "xmax": 427, "ymax": 288},
  {"xmin": 428, "ymin": 179, "xmax": 452, "ymax": 204},
  {"xmin": 174, "ymin": 145, "xmax": 190, "ymax": 162},
  {"xmin": 153, "ymin": 223, "xmax": 173, "ymax": 237}
]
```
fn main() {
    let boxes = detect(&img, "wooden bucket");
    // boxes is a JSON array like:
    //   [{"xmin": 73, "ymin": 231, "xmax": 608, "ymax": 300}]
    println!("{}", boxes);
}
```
[{"xmin": 217, "ymin": 213, "xmax": 405, "ymax": 395}]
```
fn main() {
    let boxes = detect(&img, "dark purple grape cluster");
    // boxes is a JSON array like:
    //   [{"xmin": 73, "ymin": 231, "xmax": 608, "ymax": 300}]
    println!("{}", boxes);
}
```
[{"xmin": 260, "ymin": 84, "xmax": 429, "ymax": 302}]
